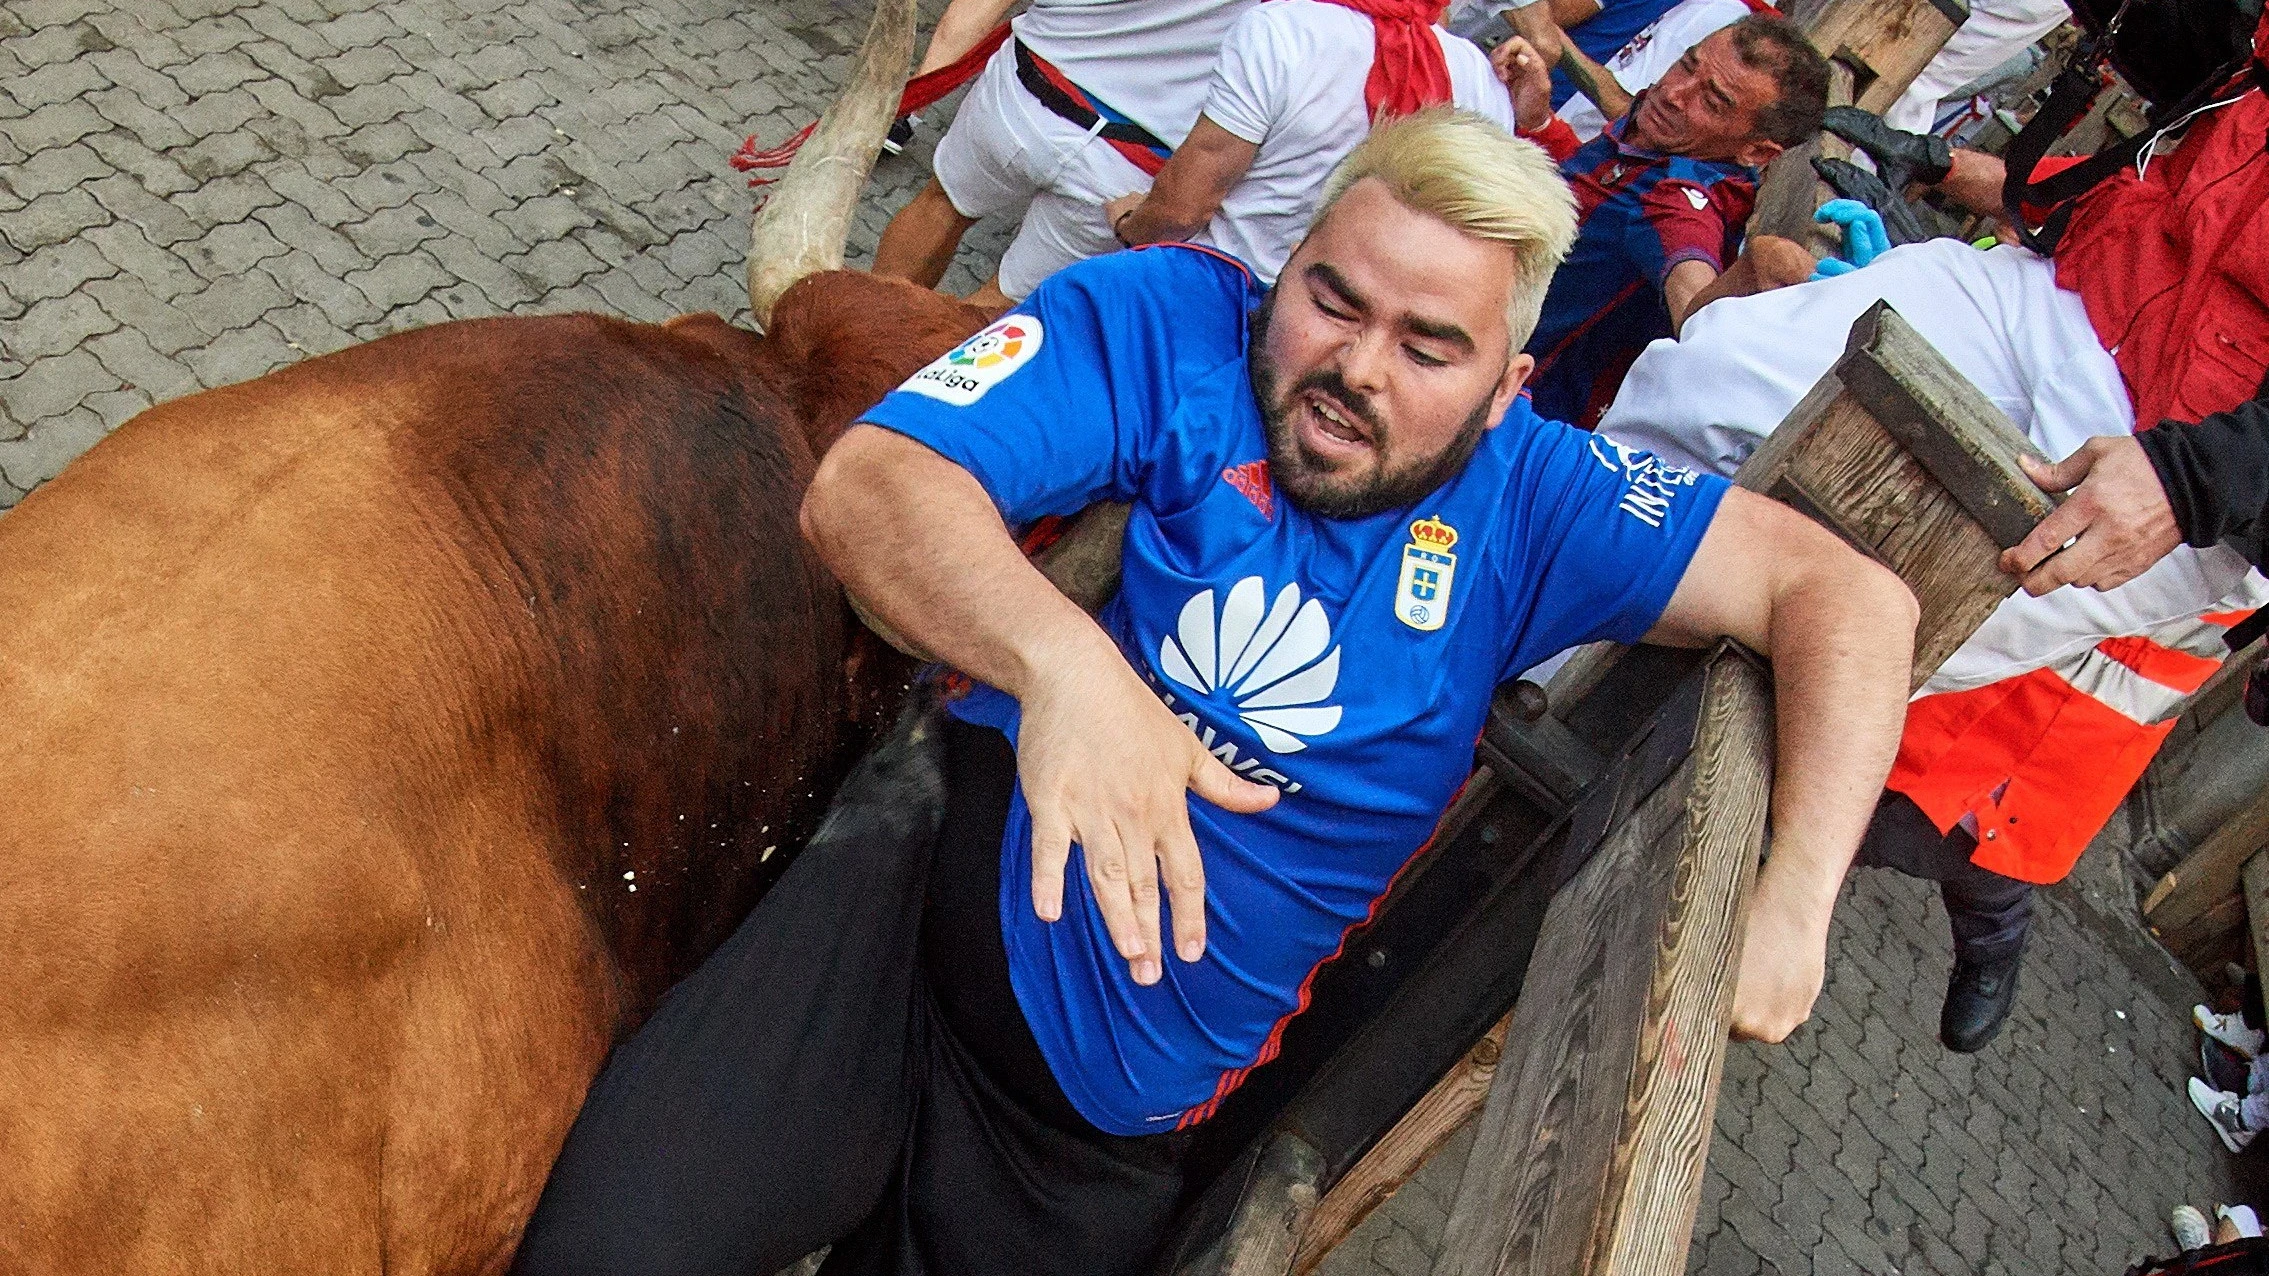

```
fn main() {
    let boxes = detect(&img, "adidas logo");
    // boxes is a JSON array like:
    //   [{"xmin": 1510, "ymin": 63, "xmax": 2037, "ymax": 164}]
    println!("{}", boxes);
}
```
[
  {"xmin": 1157, "ymin": 577, "xmax": 1342, "ymax": 754},
  {"xmin": 1222, "ymin": 460, "xmax": 1274, "ymax": 519}
]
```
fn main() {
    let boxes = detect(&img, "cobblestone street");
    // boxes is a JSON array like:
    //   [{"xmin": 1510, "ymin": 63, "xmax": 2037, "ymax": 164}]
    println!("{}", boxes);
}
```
[{"xmin": 0, "ymin": 0, "xmax": 2251, "ymax": 1270}]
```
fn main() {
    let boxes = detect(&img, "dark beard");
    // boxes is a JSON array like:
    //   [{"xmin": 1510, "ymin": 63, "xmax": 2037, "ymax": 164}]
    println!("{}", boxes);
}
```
[{"xmin": 1247, "ymin": 291, "xmax": 1496, "ymax": 520}]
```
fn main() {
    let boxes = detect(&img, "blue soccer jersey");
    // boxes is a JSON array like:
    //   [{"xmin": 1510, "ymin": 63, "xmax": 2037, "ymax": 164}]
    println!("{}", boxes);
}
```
[{"xmin": 860, "ymin": 244, "xmax": 1728, "ymax": 1136}]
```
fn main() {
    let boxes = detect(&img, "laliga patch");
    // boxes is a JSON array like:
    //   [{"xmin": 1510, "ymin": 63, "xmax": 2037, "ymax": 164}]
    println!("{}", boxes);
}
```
[
  {"xmin": 900, "ymin": 315, "xmax": 1043, "ymax": 406},
  {"xmin": 1394, "ymin": 516, "xmax": 1458, "ymax": 632}
]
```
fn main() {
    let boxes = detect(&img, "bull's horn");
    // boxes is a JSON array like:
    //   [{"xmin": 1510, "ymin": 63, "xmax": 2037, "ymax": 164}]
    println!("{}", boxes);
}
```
[{"xmin": 747, "ymin": 0, "xmax": 917, "ymax": 327}]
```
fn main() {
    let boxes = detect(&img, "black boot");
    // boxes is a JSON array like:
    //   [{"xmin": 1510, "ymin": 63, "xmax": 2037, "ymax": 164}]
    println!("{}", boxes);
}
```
[
  {"xmin": 1822, "ymin": 105, "xmax": 1954, "ymax": 191},
  {"xmin": 1940, "ymin": 947, "xmax": 2022, "ymax": 1053}
]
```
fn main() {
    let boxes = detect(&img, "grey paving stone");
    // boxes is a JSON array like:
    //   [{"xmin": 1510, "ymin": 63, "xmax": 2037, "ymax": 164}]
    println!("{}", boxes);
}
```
[
  {"xmin": 0, "ymin": 402, "xmax": 107, "ymax": 490},
  {"xmin": 0, "ymin": 349, "xmax": 118, "ymax": 425},
  {"xmin": 4, "ymin": 291, "xmax": 118, "ymax": 362},
  {"xmin": 172, "ymin": 85, "xmax": 265, "ymax": 138},
  {"xmin": 7, "ymin": 57, "xmax": 112, "ymax": 110},
  {"xmin": 8, "ymin": 140, "xmax": 110, "ymax": 198},
  {"xmin": 0, "ymin": 185, "xmax": 111, "ymax": 252},
  {"xmin": 8, "ymin": 99, "xmax": 108, "ymax": 153},
  {"xmin": 87, "ymin": 326, "xmax": 203, "ymax": 403},
  {"xmin": 83, "ymin": 127, "xmax": 203, "ymax": 197},
  {"xmin": 178, "ymin": 269, "xmax": 289, "ymax": 338},
  {"xmin": 8, "ymin": 235, "xmax": 119, "ymax": 303},
  {"xmin": 261, "ymin": 248, "xmax": 383, "ymax": 327},
  {"xmin": 345, "ymin": 247, "xmax": 450, "ymax": 309}
]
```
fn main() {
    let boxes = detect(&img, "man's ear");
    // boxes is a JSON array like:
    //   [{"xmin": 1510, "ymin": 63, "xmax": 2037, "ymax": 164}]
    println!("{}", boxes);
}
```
[
  {"xmin": 1733, "ymin": 137, "xmax": 1785, "ymax": 170},
  {"xmin": 1487, "ymin": 352, "xmax": 1536, "ymax": 428}
]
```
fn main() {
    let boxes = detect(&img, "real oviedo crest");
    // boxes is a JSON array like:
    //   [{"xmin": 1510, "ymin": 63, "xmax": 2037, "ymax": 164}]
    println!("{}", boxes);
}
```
[
  {"xmin": 900, "ymin": 315, "xmax": 1044, "ymax": 406},
  {"xmin": 1394, "ymin": 516, "xmax": 1458, "ymax": 632}
]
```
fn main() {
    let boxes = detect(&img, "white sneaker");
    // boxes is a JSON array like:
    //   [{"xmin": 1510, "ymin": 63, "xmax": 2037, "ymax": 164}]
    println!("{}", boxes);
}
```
[
  {"xmin": 2219, "ymin": 1203, "xmax": 2263, "ymax": 1238},
  {"xmin": 2195, "ymin": 1004, "xmax": 2264, "ymax": 1059},
  {"xmin": 2191, "ymin": 1076, "xmax": 2258, "ymax": 1153},
  {"xmin": 2172, "ymin": 1204, "xmax": 2212, "ymax": 1250}
]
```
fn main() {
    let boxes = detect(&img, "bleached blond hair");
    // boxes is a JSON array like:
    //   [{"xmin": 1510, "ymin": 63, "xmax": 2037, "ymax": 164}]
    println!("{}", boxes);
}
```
[{"xmin": 1313, "ymin": 107, "xmax": 1579, "ymax": 351}]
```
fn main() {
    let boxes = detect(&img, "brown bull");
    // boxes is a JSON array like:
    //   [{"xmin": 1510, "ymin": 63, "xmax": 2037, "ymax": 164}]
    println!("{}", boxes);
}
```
[{"xmin": 0, "ymin": 0, "xmax": 987, "ymax": 1267}]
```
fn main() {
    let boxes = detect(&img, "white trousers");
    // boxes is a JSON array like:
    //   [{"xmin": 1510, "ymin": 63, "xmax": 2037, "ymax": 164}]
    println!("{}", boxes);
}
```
[
  {"xmin": 1598, "ymin": 239, "xmax": 2269, "ymax": 694},
  {"xmin": 931, "ymin": 41, "xmax": 1154, "ymax": 300},
  {"xmin": 1881, "ymin": 0, "xmax": 2071, "ymax": 133}
]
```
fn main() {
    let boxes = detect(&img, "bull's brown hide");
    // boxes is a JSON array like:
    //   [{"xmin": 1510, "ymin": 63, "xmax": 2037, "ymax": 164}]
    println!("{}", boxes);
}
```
[{"xmin": 0, "ymin": 272, "xmax": 986, "ymax": 1273}]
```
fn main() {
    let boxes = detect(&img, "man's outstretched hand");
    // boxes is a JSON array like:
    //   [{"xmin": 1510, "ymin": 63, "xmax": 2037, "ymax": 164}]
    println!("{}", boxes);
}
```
[
  {"xmin": 1016, "ymin": 635, "xmax": 1279, "ymax": 985},
  {"xmin": 1489, "ymin": 35, "xmax": 1555, "ymax": 132},
  {"xmin": 2002, "ymin": 436, "xmax": 2181, "ymax": 596},
  {"xmin": 1730, "ymin": 855, "xmax": 1835, "ymax": 1042}
]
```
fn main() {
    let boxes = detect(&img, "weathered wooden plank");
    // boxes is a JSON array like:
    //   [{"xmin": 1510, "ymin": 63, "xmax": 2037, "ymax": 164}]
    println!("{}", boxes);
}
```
[
  {"xmin": 1431, "ymin": 651, "xmax": 1773, "ymax": 1276},
  {"xmin": 2146, "ymin": 783, "xmax": 2269, "ymax": 940},
  {"xmin": 1216, "ymin": 1134, "xmax": 1327, "ymax": 1276},
  {"xmin": 1806, "ymin": 0, "xmax": 1965, "ymax": 113},
  {"xmin": 2244, "ymin": 853, "xmax": 2269, "ymax": 992},
  {"xmin": 2163, "ymin": 893, "xmax": 2250, "ymax": 973},
  {"xmin": 1291, "ymin": 1018, "xmax": 1513, "ymax": 1276},
  {"xmin": 1750, "ymin": 0, "xmax": 1963, "ymax": 243},
  {"xmin": 1734, "ymin": 303, "xmax": 2053, "ymax": 688},
  {"xmin": 1832, "ymin": 306, "xmax": 2054, "ymax": 547}
]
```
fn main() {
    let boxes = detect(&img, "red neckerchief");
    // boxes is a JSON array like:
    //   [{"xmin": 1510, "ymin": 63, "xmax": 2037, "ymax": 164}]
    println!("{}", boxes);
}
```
[{"xmin": 1312, "ymin": 0, "xmax": 1454, "ymax": 119}]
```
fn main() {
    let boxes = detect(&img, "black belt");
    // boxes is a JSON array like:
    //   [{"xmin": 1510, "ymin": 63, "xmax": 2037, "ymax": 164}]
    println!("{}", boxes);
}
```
[{"xmin": 1011, "ymin": 39, "xmax": 1171, "ymax": 157}]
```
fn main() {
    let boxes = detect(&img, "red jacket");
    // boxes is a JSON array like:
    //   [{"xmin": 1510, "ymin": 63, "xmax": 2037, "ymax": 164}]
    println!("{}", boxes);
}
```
[
  {"xmin": 2054, "ymin": 87, "xmax": 2269, "ymax": 428},
  {"xmin": 1891, "ymin": 73, "xmax": 2269, "ymax": 885}
]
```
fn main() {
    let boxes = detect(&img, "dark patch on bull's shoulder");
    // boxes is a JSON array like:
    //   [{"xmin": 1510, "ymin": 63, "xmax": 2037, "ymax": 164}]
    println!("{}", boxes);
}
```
[
  {"xmin": 380, "ymin": 310, "xmax": 865, "ymax": 1025},
  {"xmin": 763, "ymin": 271, "xmax": 992, "ymax": 456}
]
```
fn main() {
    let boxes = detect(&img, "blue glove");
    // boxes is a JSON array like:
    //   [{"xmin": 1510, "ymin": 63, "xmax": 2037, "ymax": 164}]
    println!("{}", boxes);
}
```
[{"xmin": 1809, "ymin": 198, "xmax": 1890, "ymax": 281}]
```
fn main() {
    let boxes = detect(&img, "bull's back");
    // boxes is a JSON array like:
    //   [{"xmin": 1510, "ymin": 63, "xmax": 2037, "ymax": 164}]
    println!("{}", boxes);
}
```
[{"xmin": 0, "ymin": 313, "xmax": 849, "ymax": 1273}]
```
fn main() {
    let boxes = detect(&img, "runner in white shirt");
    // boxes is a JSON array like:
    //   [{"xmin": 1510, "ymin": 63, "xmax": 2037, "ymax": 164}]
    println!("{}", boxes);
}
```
[
  {"xmin": 1878, "ymin": 0, "xmax": 2069, "ymax": 132},
  {"xmin": 872, "ymin": 0, "xmax": 1259, "ymax": 308},
  {"xmin": 1108, "ymin": 0, "xmax": 1520, "ymax": 283}
]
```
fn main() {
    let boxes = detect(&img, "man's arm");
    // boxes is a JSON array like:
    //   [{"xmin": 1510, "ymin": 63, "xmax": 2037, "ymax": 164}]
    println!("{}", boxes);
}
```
[
  {"xmin": 915, "ymin": 0, "xmax": 1019, "ymax": 75},
  {"xmin": 1503, "ymin": 1, "xmax": 1630, "ymax": 119},
  {"xmin": 1999, "ymin": 397, "xmax": 2269, "ymax": 594},
  {"xmin": 1664, "ymin": 236, "xmax": 1817, "ymax": 333},
  {"xmin": 1103, "ymin": 117, "xmax": 1262, "ymax": 247},
  {"xmin": 1643, "ymin": 487, "xmax": 1919, "ymax": 1041},
  {"xmin": 1491, "ymin": 35, "xmax": 1581, "ymax": 159},
  {"xmin": 1544, "ymin": 0, "xmax": 1603, "ymax": 28},
  {"xmin": 803, "ymin": 426, "xmax": 1278, "ymax": 986},
  {"xmin": 2138, "ymin": 393, "xmax": 2269, "ymax": 569}
]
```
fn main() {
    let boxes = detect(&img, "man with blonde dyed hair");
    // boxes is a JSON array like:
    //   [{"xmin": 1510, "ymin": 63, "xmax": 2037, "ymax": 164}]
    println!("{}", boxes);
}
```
[{"xmin": 516, "ymin": 110, "xmax": 1916, "ymax": 1276}]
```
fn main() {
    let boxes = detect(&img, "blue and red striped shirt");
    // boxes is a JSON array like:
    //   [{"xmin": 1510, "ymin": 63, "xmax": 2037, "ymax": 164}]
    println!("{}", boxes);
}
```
[{"xmin": 1525, "ymin": 111, "xmax": 1757, "ymax": 427}]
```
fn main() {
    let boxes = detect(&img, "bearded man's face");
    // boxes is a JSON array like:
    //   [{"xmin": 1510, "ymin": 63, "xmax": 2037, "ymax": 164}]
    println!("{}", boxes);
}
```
[{"xmin": 1249, "ymin": 178, "xmax": 1534, "ymax": 519}]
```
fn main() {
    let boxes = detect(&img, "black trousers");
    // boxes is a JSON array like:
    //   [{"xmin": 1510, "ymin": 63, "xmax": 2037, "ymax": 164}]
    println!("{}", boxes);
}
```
[
  {"xmin": 1855, "ymin": 792, "xmax": 2034, "ymax": 964},
  {"xmin": 513, "ymin": 715, "xmax": 1190, "ymax": 1276}
]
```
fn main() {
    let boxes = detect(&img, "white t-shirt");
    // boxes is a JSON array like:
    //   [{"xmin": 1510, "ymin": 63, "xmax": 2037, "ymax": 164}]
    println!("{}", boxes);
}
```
[
  {"xmin": 1194, "ymin": 0, "xmax": 1518, "ymax": 282},
  {"xmin": 1014, "ymin": 0, "xmax": 1263, "ymax": 144},
  {"xmin": 1555, "ymin": 0, "xmax": 1749, "ymax": 140}
]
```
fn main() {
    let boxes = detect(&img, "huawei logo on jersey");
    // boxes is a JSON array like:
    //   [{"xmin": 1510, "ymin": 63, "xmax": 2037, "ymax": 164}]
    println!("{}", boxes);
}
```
[{"xmin": 1158, "ymin": 577, "xmax": 1342, "ymax": 754}]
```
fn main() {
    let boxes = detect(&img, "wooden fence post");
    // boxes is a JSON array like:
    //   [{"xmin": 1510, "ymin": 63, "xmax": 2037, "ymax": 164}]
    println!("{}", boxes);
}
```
[
  {"xmin": 1749, "ymin": 0, "xmax": 1969, "ymax": 246},
  {"xmin": 1432, "ymin": 649, "xmax": 1773, "ymax": 1276},
  {"xmin": 1263, "ymin": 303, "xmax": 2052, "ymax": 1276}
]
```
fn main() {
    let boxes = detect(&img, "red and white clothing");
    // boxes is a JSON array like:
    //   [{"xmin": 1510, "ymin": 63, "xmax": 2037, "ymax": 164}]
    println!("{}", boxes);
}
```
[
  {"xmin": 932, "ymin": 0, "xmax": 1258, "ymax": 299},
  {"xmin": 1556, "ymin": 0, "xmax": 1750, "ymax": 141},
  {"xmin": 1599, "ymin": 88, "xmax": 2269, "ymax": 885},
  {"xmin": 1880, "ymin": 0, "xmax": 2070, "ymax": 134},
  {"xmin": 1191, "ymin": 0, "xmax": 1518, "ymax": 281}
]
